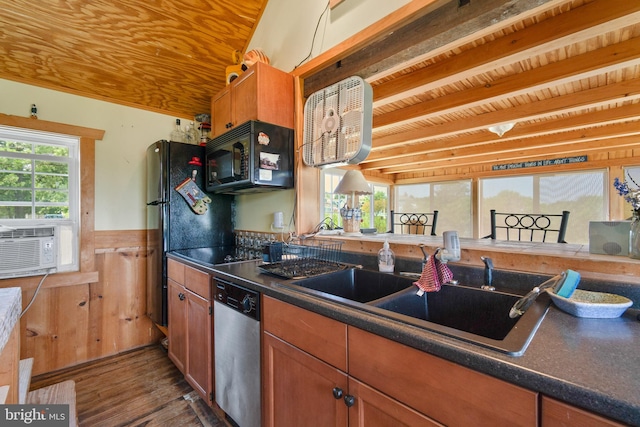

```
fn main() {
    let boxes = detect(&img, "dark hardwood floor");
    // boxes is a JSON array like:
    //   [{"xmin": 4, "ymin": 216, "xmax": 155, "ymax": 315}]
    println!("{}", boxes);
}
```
[{"xmin": 30, "ymin": 344, "xmax": 228, "ymax": 427}]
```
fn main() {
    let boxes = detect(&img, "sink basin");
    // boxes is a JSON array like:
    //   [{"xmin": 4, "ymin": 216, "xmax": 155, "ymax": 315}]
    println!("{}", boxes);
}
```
[
  {"xmin": 285, "ymin": 268, "xmax": 414, "ymax": 303},
  {"xmin": 279, "ymin": 268, "xmax": 549, "ymax": 356},
  {"xmin": 367, "ymin": 284, "xmax": 550, "ymax": 356}
]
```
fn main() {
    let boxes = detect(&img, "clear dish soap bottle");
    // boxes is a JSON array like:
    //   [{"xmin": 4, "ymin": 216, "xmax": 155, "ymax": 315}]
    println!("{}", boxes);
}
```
[{"xmin": 378, "ymin": 240, "xmax": 395, "ymax": 273}]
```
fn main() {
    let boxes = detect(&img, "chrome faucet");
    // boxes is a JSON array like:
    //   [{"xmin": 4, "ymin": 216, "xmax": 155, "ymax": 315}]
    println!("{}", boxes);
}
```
[
  {"xmin": 419, "ymin": 244, "xmax": 428, "ymax": 271},
  {"xmin": 397, "ymin": 244, "xmax": 429, "ymax": 280},
  {"xmin": 480, "ymin": 256, "xmax": 495, "ymax": 291}
]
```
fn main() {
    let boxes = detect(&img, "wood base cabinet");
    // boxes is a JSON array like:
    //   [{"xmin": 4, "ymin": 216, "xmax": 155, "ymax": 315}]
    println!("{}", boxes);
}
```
[
  {"xmin": 541, "ymin": 396, "xmax": 626, "ymax": 426},
  {"xmin": 349, "ymin": 327, "xmax": 537, "ymax": 427},
  {"xmin": 348, "ymin": 378, "xmax": 443, "ymax": 427},
  {"xmin": 263, "ymin": 332, "xmax": 348, "ymax": 426},
  {"xmin": 262, "ymin": 297, "xmax": 443, "ymax": 427},
  {"xmin": 167, "ymin": 259, "xmax": 214, "ymax": 405},
  {"xmin": 250, "ymin": 291, "xmax": 626, "ymax": 426},
  {"xmin": 263, "ymin": 296, "xmax": 541, "ymax": 426},
  {"xmin": 167, "ymin": 278, "xmax": 187, "ymax": 373},
  {"xmin": 262, "ymin": 332, "xmax": 440, "ymax": 427}
]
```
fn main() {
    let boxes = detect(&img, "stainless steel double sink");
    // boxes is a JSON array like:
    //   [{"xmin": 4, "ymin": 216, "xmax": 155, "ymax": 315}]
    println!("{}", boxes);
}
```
[{"xmin": 280, "ymin": 268, "xmax": 550, "ymax": 356}]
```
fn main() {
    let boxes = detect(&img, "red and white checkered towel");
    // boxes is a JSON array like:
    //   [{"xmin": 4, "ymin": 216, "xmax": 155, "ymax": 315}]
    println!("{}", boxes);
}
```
[{"xmin": 413, "ymin": 250, "xmax": 453, "ymax": 295}]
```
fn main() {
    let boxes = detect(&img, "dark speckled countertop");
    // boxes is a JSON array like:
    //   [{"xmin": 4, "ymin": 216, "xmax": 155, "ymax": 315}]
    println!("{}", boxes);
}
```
[{"xmin": 169, "ymin": 253, "xmax": 640, "ymax": 426}]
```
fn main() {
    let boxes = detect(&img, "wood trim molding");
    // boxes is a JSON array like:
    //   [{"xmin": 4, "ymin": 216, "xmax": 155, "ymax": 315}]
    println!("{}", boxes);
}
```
[
  {"xmin": 0, "ymin": 113, "xmax": 105, "ymax": 141},
  {"xmin": 0, "ymin": 271, "xmax": 99, "ymax": 291},
  {"xmin": 80, "ymin": 137, "xmax": 96, "ymax": 272},
  {"xmin": 0, "ymin": 114, "xmax": 104, "ymax": 281},
  {"xmin": 94, "ymin": 230, "xmax": 147, "ymax": 250}
]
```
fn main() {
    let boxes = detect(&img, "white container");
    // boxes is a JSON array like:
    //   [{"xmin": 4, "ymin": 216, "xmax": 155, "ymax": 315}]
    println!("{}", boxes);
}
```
[
  {"xmin": 273, "ymin": 211, "xmax": 284, "ymax": 228},
  {"xmin": 378, "ymin": 240, "xmax": 395, "ymax": 273},
  {"xmin": 548, "ymin": 289, "xmax": 632, "ymax": 318}
]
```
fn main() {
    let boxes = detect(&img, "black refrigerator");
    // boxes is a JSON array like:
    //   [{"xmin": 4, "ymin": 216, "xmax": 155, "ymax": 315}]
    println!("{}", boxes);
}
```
[{"xmin": 146, "ymin": 140, "xmax": 234, "ymax": 326}]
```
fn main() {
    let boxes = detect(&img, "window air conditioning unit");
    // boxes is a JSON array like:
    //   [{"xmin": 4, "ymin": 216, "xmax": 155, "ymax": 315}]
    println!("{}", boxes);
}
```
[{"xmin": 0, "ymin": 225, "xmax": 58, "ymax": 278}]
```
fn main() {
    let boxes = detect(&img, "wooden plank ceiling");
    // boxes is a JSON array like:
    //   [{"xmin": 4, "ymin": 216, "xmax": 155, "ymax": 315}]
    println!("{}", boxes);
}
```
[
  {"xmin": 0, "ymin": 0, "xmax": 267, "ymax": 118},
  {"xmin": 303, "ymin": 0, "xmax": 640, "ymax": 182}
]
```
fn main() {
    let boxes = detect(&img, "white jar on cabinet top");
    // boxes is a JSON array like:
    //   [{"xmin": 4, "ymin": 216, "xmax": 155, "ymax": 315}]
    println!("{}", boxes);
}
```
[{"xmin": 378, "ymin": 240, "xmax": 395, "ymax": 273}]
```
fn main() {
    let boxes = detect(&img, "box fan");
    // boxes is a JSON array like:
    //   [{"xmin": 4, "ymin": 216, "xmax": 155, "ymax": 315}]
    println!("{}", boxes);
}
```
[{"xmin": 302, "ymin": 76, "xmax": 373, "ymax": 167}]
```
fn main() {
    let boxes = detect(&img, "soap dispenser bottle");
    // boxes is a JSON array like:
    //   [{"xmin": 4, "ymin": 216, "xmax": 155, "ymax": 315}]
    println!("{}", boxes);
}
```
[{"xmin": 378, "ymin": 240, "xmax": 395, "ymax": 273}]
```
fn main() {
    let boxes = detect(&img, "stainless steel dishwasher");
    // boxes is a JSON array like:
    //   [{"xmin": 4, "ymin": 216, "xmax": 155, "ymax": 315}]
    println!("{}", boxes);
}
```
[{"xmin": 213, "ymin": 277, "xmax": 261, "ymax": 427}]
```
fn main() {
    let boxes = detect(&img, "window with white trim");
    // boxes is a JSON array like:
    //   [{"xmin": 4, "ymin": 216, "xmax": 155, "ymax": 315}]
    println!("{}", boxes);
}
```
[
  {"xmin": 0, "ymin": 125, "xmax": 80, "ymax": 272},
  {"xmin": 321, "ymin": 169, "xmax": 389, "ymax": 233}
]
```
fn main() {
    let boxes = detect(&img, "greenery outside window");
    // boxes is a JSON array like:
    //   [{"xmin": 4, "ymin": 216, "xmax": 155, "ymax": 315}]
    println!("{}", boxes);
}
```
[
  {"xmin": 359, "ymin": 184, "xmax": 389, "ymax": 232},
  {"xmin": 321, "ymin": 169, "xmax": 389, "ymax": 233},
  {"xmin": 0, "ymin": 125, "xmax": 80, "ymax": 272}
]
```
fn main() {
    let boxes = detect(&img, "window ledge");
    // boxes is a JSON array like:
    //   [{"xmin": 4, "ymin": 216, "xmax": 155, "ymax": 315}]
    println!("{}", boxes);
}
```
[
  {"xmin": 0, "ymin": 271, "xmax": 99, "ymax": 291},
  {"xmin": 313, "ymin": 233, "xmax": 640, "ymax": 284}
]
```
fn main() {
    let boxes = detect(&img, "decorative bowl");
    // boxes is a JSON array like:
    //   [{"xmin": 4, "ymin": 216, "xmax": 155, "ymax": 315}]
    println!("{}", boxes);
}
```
[{"xmin": 548, "ymin": 289, "xmax": 633, "ymax": 318}]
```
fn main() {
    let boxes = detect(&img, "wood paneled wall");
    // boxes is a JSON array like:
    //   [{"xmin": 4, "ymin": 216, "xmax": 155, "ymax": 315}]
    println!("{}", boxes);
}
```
[{"xmin": 9, "ymin": 230, "xmax": 161, "ymax": 376}]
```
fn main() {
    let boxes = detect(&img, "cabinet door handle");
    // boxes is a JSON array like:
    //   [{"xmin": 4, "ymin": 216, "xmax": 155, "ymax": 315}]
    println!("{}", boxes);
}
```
[
  {"xmin": 332, "ymin": 387, "xmax": 343, "ymax": 399},
  {"xmin": 344, "ymin": 395, "xmax": 355, "ymax": 407},
  {"xmin": 178, "ymin": 292, "xmax": 185, "ymax": 301}
]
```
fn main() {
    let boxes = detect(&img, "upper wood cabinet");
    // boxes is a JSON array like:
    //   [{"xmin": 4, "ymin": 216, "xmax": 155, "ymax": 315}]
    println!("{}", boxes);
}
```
[{"xmin": 211, "ymin": 62, "xmax": 294, "ymax": 138}]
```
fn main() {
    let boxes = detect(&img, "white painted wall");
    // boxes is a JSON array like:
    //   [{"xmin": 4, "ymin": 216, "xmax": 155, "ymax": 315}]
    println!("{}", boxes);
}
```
[
  {"xmin": 0, "ymin": 0, "xmax": 409, "ymax": 232},
  {"xmin": 0, "ymin": 79, "xmax": 180, "ymax": 231},
  {"xmin": 247, "ymin": 0, "xmax": 411, "ymax": 72}
]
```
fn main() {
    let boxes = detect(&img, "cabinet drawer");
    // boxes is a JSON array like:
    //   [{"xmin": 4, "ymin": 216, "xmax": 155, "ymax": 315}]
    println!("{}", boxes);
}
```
[
  {"xmin": 263, "ymin": 296, "xmax": 347, "ymax": 371},
  {"xmin": 349, "ymin": 327, "xmax": 538, "ymax": 427},
  {"xmin": 167, "ymin": 258, "xmax": 185, "ymax": 284},
  {"xmin": 184, "ymin": 265, "xmax": 210, "ymax": 298},
  {"xmin": 541, "ymin": 396, "xmax": 625, "ymax": 426}
]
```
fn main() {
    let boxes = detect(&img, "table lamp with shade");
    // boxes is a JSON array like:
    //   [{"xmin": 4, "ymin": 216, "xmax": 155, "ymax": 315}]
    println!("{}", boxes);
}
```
[{"xmin": 334, "ymin": 170, "xmax": 371, "ymax": 235}]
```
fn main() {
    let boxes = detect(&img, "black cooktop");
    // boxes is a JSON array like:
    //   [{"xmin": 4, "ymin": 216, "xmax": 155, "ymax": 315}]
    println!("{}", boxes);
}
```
[{"xmin": 170, "ymin": 246, "xmax": 240, "ymax": 267}]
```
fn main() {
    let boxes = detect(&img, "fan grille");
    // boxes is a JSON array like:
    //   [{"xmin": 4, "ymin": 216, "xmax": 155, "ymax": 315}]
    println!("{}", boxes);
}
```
[{"xmin": 303, "ymin": 76, "xmax": 372, "ymax": 167}]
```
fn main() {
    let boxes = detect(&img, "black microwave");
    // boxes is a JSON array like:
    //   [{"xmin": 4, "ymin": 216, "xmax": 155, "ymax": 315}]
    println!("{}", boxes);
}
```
[{"xmin": 205, "ymin": 120, "xmax": 294, "ymax": 194}]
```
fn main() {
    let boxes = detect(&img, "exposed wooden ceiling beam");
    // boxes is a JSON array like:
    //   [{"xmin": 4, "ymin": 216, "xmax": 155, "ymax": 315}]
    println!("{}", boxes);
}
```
[
  {"xmin": 378, "ymin": 133, "xmax": 640, "ymax": 175},
  {"xmin": 302, "ymin": 0, "xmax": 562, "ymax": 97},
  {"xmin": 372, "ymin": 78, "xmax": 640, "ymax": 150},
  {"xmin": 365, "ymin": 103, "xmax": 640, "ymax": 164},
  {"xmin": 372, "ymin": 0, "xmax": 640, "ymax": 106},
  {"xmin": 373, "ymin": 37, "xmax": 640, "ymax": 129},
  {"xmin": 295, "ymin": 0, "xmax": 450, "ymax": 82},
  {"xmin": 364, "ymin": 120, "xmax": 640, "ymax": 172}
]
